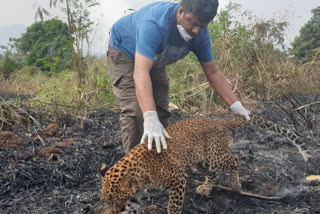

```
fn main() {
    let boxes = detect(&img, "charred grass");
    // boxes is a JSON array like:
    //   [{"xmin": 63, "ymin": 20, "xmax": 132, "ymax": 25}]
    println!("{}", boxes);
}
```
[{"xmin": 0, "ymin": 94, "xmax": 319, "ymax": 214}]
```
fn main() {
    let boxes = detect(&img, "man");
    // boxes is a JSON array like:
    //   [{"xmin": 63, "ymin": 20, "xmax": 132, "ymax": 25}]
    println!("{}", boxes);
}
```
[{"xmin": 107, "ymin": 0, "xmax": 250, "ymax": 154}]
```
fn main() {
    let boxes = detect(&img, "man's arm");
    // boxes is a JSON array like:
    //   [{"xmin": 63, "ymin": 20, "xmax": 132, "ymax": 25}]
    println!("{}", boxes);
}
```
[
  {"xmin": 200, "ymin": 60, "xmax": 250, "ymax": 120},
  {"xmin": 133, "ymin": 52, "xmax": 156, "ymax": 113},
  {"xmin": 134, "ymin": 52, "xmax": 170, "ymax": 152},
  {"xmin": 200, "ymin": 60, "xmax": 237, "ymax": 105}
]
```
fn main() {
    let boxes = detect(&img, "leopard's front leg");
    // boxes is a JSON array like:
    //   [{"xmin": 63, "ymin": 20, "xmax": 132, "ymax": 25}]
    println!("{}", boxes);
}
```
[{"xmin": 167, "ymin": 172, "xmax": 186, "ymax": 214}]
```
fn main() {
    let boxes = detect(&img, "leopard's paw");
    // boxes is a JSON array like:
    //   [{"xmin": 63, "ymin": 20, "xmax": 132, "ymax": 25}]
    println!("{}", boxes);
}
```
[{"xmin": 196, "ymin": 184, "xmax": 212, "ymax": 196}]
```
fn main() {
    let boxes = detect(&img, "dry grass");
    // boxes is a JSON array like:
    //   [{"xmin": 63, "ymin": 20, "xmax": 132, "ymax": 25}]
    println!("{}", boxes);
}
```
[
  {"xmin": 168, "ymin": 50, "xmax": 319, "ymax": 113},
  {"xmin": 0, "ymin": 66, "xmax": 49, "ymax": 96},
  {"xmin": 0, "ymin": 99, "xmax": 28, "ymax": 131},
  {"xmin": 25, "ymin": 56, "xmax": 116, "ymax": 115},
  {"xmin": 1, "ymin": 51, "xmax": 318, "ymax": 115}
]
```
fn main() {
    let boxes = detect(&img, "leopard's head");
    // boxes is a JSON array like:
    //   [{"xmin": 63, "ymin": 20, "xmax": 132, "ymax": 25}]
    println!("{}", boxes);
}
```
[{"xmin": 102, "ymin": 174, "xmax": 137, "ymax": 214}]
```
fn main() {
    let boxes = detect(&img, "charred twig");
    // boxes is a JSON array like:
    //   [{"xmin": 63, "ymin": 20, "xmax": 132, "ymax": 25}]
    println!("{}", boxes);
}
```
[
  {"xmin": 283, "ymin": 94, "xmax": 306, "ymax": 121},
  {"xmin": 275, "ymin": 102, "xmax": 291, "ymax": 118},
  {"xmin": 281, "ymin": 94, "xmax": 315, "ymax": 131},
  {"xmin": 285, "ymin": 94, "xmax": 312, "ymax": 123},
  {"xmin": 289, "ymin": 93, "xmax": 314, "ymax": 129},
  {"xmin": 288, "ymin": 93, "xmax": 303, "ymax": 107},
  {"xmin": 194, "ymin": 180, "xmax": 282, "ymax": 201},
  {"xmin": 275, "ymin": 101, "xmax": 302, "ymax": 131},
  {"xmin": 18, "ymin": 108, "xmax": 38, "ymax": 124},
  {"xmin": 294, "ymin": 101, "xmax": 320, "ymax": 131},
  {"xmin": 34, "ymin": 129, "xmax": 45, "ymax": 145},
  {"xmin": 283, "ymin": 94, "xmax": 308, "ymax": 130},
  {"xmin": 294, "ymin": 101, "xmax": 320, "ymax": 111}
]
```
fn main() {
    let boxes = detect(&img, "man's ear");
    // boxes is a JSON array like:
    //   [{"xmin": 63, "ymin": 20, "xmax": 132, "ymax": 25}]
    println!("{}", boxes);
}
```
[
  {"xmin": 177, "ymin": 6, "xmax": 184, "ymax": 15},
  {"xmin": 120, "ymin": 175, "xmax": 136, "ymax": 192}
]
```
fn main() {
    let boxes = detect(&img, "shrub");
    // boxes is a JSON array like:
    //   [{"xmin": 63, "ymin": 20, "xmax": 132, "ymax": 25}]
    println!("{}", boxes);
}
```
[{"xmin": 0, "ymin": 53, "xmax": 23, "ymax": 79}]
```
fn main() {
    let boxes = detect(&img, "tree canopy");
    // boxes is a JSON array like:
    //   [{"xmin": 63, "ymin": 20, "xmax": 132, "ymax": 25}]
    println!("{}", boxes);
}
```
[
  {"xmin": 16, "ymin": 19, "xmax": 72, "ymax": 73},
  {"xmin": 290, "ymin": 6, "xmax": 320, "ymax": 61}
]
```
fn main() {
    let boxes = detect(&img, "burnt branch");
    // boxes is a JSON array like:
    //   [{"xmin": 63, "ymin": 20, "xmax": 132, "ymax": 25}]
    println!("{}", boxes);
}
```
[
  {"xmin": 280, "ymin": 94, "xmax": 319, "ymax": 133},
  {"xmin": 194, "ymin": 180, "xmax": 282, "ymax": 201}
]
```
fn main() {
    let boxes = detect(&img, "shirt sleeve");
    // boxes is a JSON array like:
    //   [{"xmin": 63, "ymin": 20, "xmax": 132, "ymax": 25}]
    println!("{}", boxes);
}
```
[
  {"xmin": 192, "ymin": 27, "xmax": 214, "ymax": 63},
  {"xmin": 136, "ymin": 20, "xmax": 163, "ymax": 61}
]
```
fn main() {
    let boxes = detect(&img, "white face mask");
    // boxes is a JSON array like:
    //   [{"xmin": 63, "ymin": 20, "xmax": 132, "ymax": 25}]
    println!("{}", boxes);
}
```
[
  {"xmin": 177, "ymin": 25, "xmax": 193, "ymax": 41},
  {"xmin": 177, "ymin": 13, "xmax": 194, "ymax": 41}
]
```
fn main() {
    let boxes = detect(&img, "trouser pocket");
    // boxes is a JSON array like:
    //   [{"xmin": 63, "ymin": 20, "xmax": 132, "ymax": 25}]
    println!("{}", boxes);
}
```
[{"xmin": 107, "ymin": 45, "xmax": 134, "ymax": 87}]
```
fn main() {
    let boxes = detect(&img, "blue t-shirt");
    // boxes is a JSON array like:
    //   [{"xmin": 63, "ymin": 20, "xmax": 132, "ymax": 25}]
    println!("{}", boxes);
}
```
[{"xmin": 109, "ymin": 2, "xmax": 213, "ymax": 71}]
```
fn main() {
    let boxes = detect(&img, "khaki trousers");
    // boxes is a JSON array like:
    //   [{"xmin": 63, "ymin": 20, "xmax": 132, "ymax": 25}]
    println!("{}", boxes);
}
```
[{"xmin": 107, "ymin": 45, "xmax": 171, "ymax": 154}]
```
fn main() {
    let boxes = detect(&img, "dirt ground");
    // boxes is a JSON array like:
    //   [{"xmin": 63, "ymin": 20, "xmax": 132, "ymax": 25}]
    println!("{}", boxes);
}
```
[{"xmin": 0, "ymin": 94, "xmax": 320, "ymax": 214}]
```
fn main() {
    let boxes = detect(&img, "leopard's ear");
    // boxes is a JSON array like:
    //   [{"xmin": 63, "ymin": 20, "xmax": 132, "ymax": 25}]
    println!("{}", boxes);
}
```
[
  {"xmin": 99, "ymin": 163, "xmax": 108, "ymax": 178},
  {"xmin": 120, "ymin": 175, "xmax": 136, "ymax": 192}
]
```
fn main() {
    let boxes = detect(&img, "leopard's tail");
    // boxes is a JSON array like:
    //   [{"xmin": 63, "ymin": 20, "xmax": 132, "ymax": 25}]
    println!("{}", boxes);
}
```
[{"xmin": 226, "ymin": 115, "xmax": 310, "ymax": 162}]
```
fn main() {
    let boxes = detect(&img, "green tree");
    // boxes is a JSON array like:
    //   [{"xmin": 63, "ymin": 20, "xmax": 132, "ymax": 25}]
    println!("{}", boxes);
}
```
[
  {"xmin": 290, "ymin": 6, "xmax": 320, "ymax": 61},
  {"xmin": 34, "ymin": 0, "xmax": 100, "ymax": 87},
  {"xmin": 16, "ymin": 19, "xmax": 72, "ymax": 73}
]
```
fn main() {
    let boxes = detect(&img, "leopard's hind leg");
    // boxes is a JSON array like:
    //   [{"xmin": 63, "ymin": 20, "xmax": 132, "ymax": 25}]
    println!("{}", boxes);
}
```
[
  {"xmin": 202, "ymin": 153, "xmax": 241, "ymax": 192},
  {"xmin": 201, "ymin": 135, "xmax": 241, "ymax": 193},
  {"xmin": 220, "ymin": 153, "xmax": 241, "ymax": 191}
]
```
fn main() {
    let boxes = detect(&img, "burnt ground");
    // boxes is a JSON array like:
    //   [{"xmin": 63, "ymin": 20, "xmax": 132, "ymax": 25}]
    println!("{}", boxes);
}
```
[{"xmin": 0, "ymin": 94, "xmax": 320, "ymax": 214}]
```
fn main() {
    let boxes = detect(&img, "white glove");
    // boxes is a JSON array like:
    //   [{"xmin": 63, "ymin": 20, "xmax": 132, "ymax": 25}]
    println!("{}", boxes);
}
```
[
  {"xmin": 230, "ymin": 101, "xmax": 251, "ymax": 121},
  {"xmin": 140, "ymin": 111, "xmax": 170, "ymax": 153}
]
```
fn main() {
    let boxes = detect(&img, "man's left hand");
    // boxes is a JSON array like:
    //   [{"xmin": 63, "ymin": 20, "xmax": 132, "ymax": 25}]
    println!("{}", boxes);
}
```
[{"xmin": 230, "ymin": 101, "xmax": 250, "ymax": 121}]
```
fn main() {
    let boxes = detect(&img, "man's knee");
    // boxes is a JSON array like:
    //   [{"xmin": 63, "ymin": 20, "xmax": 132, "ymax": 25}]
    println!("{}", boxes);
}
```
[{"xmin": 120, "ymin": 114, "xmax": 143, "ymax": 154}]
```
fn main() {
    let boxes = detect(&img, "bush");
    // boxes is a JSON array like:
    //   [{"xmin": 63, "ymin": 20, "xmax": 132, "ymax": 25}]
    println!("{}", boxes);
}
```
[{"xmin": 0, "ymin": 53, "xmax": 23, "ymax": 79}]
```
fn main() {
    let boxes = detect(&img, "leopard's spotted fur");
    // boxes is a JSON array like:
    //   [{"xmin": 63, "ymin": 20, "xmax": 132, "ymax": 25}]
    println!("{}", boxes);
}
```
[{"xmin": 100, "ymin": 115, "xmax": 310, "ymax": 214}]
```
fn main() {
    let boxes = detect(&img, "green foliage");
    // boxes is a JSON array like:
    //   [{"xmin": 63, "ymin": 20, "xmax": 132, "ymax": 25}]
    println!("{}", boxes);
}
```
[
  {"xmin": 290, "ymin": 6, "xmax": 320, "ymax": 61},
  {"xmin": 34, "ymin": 0, "xmax": 101, "ymax": 87},
  {"xmin": 35, "ymin": 72, "xmax": 78, "ymax": 108},
  {"xmin": 0, "ymin": 52, "xmax": 23, "ymax": 79},
  {"xmin": 30, "ymin": 56, "xmax": 116, "ymax": 114},
  {"xmin": 16, "ymin": 19, "xmax": 72, "ymax": 73},
  {"xmin": 13, "ymin": 66, "xmax": 43, "ymax": 77},
  {"xmin": 19, "ymin": 0, "xmax": 109, "ymax": 113},
  {"xmin": 96, "ymin": 72, "xmax": 114, "ymax": 101}
]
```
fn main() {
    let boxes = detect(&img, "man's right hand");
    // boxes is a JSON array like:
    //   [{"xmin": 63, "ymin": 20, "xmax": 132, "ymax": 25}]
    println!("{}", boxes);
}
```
[{"xmin": 140, "ymin": 111, "xmax": 170, "ymax": 153}]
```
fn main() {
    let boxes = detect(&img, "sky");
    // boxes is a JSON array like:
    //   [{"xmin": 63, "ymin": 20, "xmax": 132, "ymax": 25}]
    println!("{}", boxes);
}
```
[{"xmin": 0, "ymin": 0, "xmax": 319, "ymax": 55}]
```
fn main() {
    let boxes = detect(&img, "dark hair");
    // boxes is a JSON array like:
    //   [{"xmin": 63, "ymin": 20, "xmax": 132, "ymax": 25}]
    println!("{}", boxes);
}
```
[{"xmin": 180, "ymin": 0, "xmax": 219, "ymax": 23}]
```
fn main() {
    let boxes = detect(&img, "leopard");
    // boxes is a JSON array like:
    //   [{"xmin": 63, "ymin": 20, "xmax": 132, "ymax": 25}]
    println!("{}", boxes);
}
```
[{"xmin": 100, "ymin": 115, "xmax": 310, "ymax": 214}]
